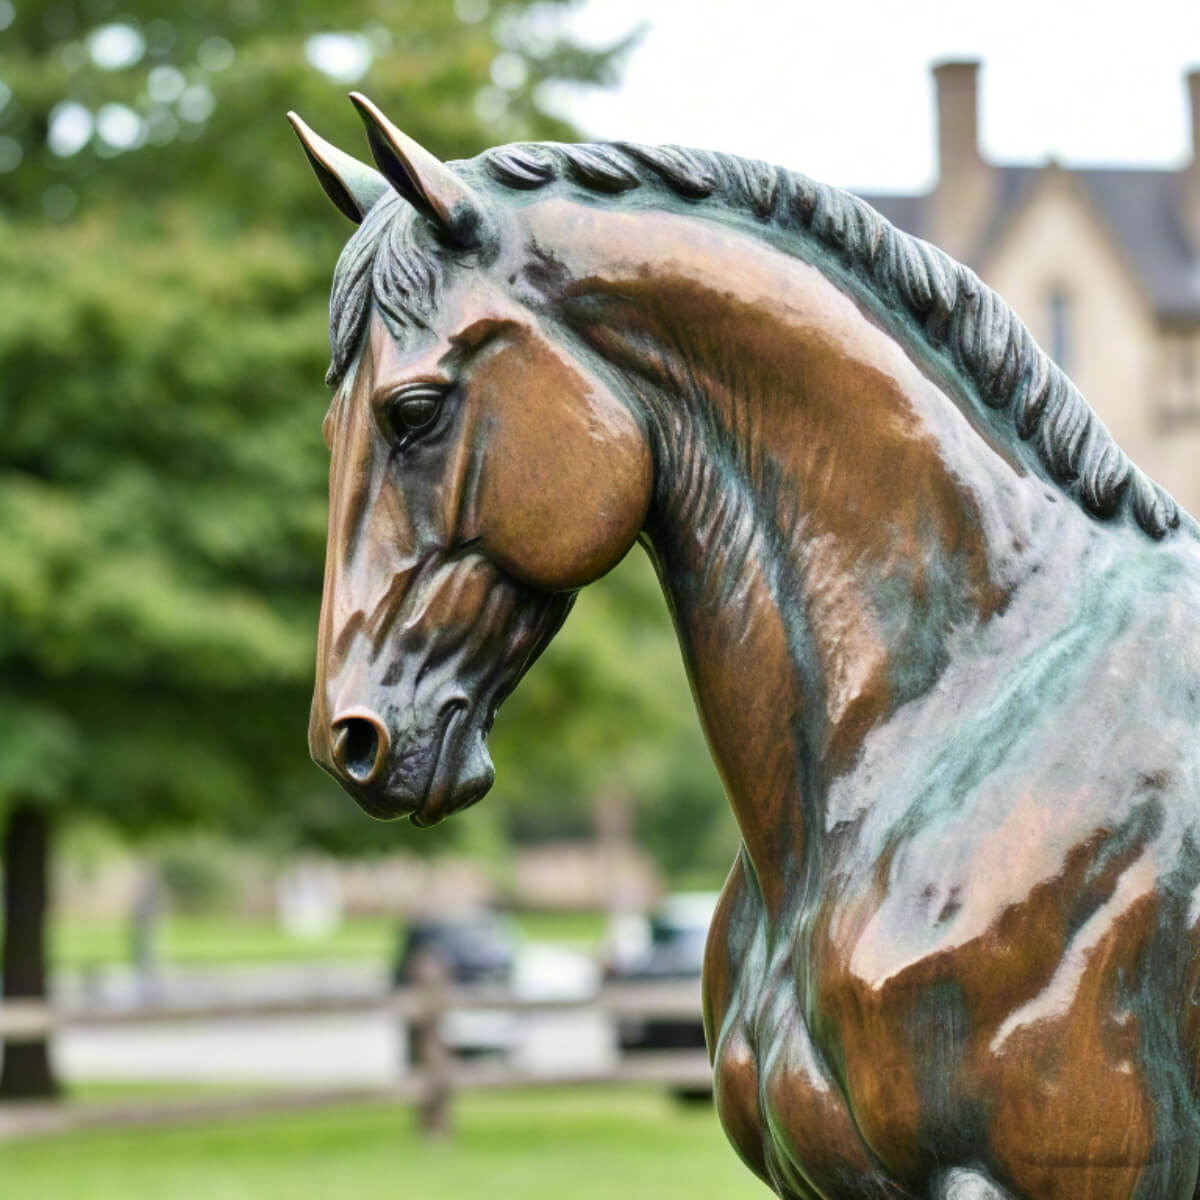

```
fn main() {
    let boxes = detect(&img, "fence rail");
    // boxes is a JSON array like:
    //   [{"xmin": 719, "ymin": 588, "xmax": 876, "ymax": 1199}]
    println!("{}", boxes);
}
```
[
  {"xmin": 0, "ymin": 977, "xmax": 703, "ymax": 1033},
  {"xmin": 0, "ymin": 992, "xmax": 394, "ymax": 1034},
  {"xmin": 0, "ymin": 961, "xmax": 712, "ymax": 1140}
]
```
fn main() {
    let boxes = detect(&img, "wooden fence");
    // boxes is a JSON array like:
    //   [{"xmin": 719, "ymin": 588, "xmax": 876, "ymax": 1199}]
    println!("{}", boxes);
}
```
[{"xmin": 0, "ymin": 960, "xmax": 712, "ymax": 1140}]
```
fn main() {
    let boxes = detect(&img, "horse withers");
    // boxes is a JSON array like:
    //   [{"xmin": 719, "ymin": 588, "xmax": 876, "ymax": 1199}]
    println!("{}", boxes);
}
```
[{"xmin": 292, "ymin": 94, "xmax": 1200, "ymax": 1200}]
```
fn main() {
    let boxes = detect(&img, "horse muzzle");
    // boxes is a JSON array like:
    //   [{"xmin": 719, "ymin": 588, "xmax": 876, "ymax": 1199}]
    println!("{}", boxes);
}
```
[
  {"xmin": 312, "ymin": 692, "xmax": 496, "ymax": 825},
  {"xmin": 309, "ymin": 558, "xmax": 575, "ymax": 826}
]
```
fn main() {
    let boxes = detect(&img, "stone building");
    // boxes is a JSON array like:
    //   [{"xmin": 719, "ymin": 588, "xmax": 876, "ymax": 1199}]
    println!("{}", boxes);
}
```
[{"xmin": 858, "ymin": 61, "xmax": 1200, "ymax": 517}]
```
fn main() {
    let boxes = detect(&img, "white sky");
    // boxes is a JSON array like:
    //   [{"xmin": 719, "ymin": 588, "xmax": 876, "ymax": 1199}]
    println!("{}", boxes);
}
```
[{"xmin": 546, "ymin": 0, "xmax": 1200, "ymax": 192}]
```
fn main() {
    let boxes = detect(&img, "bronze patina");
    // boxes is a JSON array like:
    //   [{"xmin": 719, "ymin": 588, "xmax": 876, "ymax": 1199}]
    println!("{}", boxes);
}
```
[{"xmin": 292, "ymin": 94, "xmax": 1200, "ymax": 1199}]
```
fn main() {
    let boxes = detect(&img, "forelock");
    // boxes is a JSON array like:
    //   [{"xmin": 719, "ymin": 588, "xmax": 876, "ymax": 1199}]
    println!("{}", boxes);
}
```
[{"xmin": 326, "ymin": 192, "xmax": 446, "ymax": 387}]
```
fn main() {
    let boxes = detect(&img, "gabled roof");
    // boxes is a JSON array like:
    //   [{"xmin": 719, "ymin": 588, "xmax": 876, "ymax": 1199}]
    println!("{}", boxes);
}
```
[{"xmin": 857, "ymin": 166, "xmax": 1200, "ymax": 320}]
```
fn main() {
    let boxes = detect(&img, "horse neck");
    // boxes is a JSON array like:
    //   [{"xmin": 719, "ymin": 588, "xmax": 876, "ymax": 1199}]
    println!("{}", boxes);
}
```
[{"xmin": 533, "ymin": 201, "xmax": 1099, "ymax": 915}]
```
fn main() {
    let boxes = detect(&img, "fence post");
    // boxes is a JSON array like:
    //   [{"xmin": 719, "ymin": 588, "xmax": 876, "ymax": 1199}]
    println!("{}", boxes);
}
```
[{"xmin": 411, "ymin": 951, "xmax": 452, "ymax": 1138}]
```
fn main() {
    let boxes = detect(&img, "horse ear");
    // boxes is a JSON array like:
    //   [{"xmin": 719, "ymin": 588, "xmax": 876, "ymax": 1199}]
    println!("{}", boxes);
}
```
[
  {"xmin": 348, "ymin": 92, "xmax": 492, "ymax": 250},
  {"xmin": 287, "ymin": 112, "xmax": 390, "ymax": 224}
]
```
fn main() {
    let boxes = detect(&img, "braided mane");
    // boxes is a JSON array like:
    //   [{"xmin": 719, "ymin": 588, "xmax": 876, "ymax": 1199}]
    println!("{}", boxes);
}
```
[{"xmin": 328, "ymin": 141, "xmax": 1181, "ymax": 540}]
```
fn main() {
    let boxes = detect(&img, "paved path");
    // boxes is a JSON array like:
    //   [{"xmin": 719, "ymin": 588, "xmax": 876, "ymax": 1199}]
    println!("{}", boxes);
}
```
[{"xmin": 57, "ymin": 1009, "xmax": 616, "ymax": 1085}]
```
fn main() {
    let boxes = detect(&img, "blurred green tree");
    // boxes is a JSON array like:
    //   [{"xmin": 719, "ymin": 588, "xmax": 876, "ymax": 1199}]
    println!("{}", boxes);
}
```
[{"xmin": 0, "ymin": 0, "xmax": 733, "ymax": 1099}]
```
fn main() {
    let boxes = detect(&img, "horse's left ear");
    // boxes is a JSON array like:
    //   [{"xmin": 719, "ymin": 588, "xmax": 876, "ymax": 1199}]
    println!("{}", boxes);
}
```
[{"xmin": 349, "ymin": 92, "xmax": 493, "ymax": 251}]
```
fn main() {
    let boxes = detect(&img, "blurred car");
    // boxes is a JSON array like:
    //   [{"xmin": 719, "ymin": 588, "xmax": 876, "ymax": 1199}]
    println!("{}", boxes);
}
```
[
  {"xmin": 393, "ymin": 909, "xmax": 519, "ymax": 1061},
  {"xmin": 393, "ymin": 909, "xmax": 601, "ymax": 1066},
  {"xmin": 393, "ymin": 909, "xmax": 517, "ymax": 987},
  {"xmin": 608, "ymin": 891, "xmax": 718, "ymax": 1057}
]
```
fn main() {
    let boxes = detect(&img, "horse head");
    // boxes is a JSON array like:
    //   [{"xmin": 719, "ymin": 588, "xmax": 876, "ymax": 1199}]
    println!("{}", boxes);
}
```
[{"xmin": 294, "ymin": 96, "xmax": 652, "ymax": 825}]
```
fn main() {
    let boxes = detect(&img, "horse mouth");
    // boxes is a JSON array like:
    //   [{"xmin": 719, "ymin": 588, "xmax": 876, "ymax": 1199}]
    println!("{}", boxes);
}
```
[
  {"xmin": 409, "ymin": 700, "xmax": 494, "ymax": 827},
  {"xmin": 403, "ymin": 588, "xmax": 573, "ymax": 827}
]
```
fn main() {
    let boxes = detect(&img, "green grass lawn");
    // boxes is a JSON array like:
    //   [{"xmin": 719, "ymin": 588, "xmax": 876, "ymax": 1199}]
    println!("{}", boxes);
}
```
[
  {"xmin": 0, "ymin": 1087, "xmax": 770, "ymax": 1200},
  {"xmin": 52, "ymin": 910, "xmax": 610, "ymax": 971},
  {"xmin": 52, "ymin": 914, "xmax": 396, "ymax": 970}
]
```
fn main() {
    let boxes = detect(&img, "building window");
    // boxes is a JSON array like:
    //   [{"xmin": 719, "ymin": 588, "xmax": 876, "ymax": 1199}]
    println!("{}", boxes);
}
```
[
  {"xmin": 1047, "ymin": 287, "xmax": 1071, "ymax": 374},
  {"xmin": 1157, "ymin": 335, "xmax": 1200, "ymax": 434}
]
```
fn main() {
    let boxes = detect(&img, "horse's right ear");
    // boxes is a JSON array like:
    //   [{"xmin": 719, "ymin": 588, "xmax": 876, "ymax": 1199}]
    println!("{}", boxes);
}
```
[
  {"xmin": 287, "ymin": 112, "xmax": 390, "ymax": 224},
  {"xmin": 348, "ymin": 92, "xmax": 493, "ymax": 251}
]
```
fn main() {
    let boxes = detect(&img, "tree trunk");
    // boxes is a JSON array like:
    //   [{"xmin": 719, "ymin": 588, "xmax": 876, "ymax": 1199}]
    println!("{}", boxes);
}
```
[{"xmin": 0, "ymin": 802, "xmax": 59, "ymax": 1100}]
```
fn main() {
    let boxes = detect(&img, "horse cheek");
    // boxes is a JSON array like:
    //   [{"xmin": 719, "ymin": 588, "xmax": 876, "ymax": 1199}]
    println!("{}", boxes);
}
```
[{"xmin": 476, "ymin": 396, "xmax": 652, "ymax": 591}]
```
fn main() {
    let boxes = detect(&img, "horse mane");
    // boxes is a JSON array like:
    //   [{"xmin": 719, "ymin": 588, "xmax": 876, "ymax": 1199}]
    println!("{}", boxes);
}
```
[{"xmin": 327, "ymin": 140, "xmax": 1181, "ymax": 540}]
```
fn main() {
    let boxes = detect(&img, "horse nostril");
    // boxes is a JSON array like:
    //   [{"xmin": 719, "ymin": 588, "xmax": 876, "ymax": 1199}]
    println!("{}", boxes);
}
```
[{"xmin": 331, "ymin": 713, "xmax": 387, "ymax": 786}]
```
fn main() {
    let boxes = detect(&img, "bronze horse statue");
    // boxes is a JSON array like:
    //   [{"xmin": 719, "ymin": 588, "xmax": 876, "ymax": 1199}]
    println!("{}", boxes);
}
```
[{"xmin": 291, "ymin": 93, "xmax": 1200, "ymax": 1199}]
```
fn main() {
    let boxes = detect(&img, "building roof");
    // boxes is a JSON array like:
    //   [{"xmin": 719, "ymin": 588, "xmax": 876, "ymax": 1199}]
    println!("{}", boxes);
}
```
[{"xmin": 858, "ymin": 166, "xmax": 1200, "ymax": 320}]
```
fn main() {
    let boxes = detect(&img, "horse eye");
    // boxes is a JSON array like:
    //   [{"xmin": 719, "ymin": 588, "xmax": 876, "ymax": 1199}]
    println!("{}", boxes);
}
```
[{"xmin": 386, "ymin": 386, "xmax": 444, "ymax": 440}]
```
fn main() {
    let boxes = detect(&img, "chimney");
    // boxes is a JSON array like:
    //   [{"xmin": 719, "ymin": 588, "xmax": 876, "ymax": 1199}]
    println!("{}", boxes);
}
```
[
  {"xmin": 1181, "ymin": 68, "xmax": 1200, "ymax": 251},
  {"xmin": 929, "ymin": 60, "xmax": 995, "ymax": 262}
]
